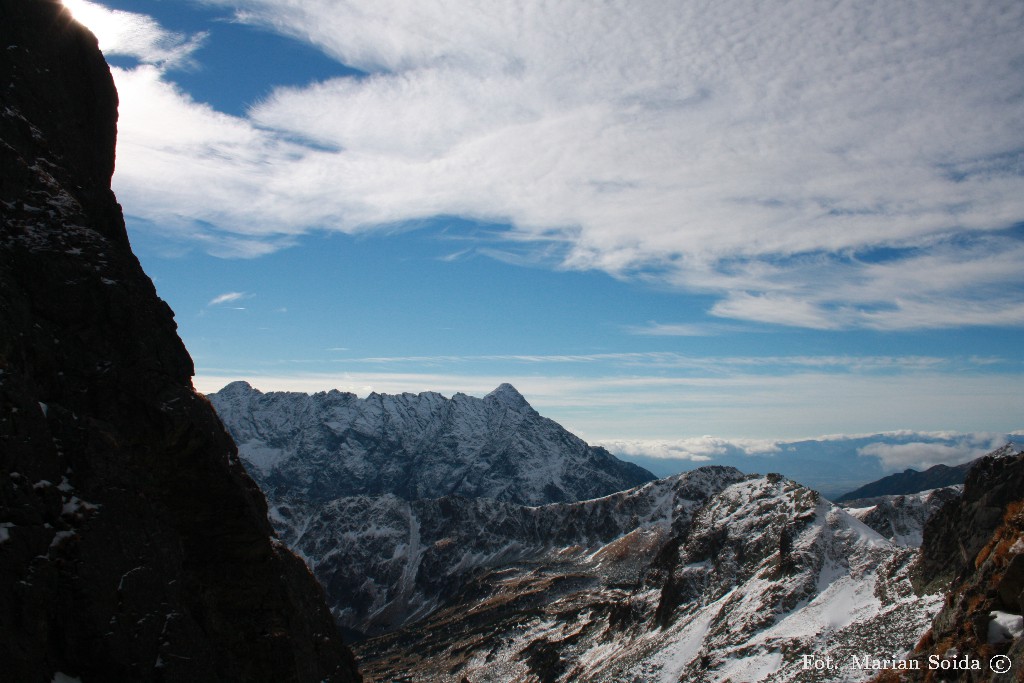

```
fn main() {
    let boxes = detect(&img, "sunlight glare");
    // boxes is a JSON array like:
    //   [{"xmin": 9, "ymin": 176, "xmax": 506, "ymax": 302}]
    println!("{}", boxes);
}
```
[{"xmin": 61, "ymin": 0, "xmax": 124, "ymax": 51}]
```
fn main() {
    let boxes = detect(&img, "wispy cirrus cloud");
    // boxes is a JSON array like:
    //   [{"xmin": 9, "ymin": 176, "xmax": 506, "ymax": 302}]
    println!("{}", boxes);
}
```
[
  {"xmin": 75, "ymin": 0, "xmax": 1024, "ymax": 329},
  {"xmin": 328, "ymin": 351, "xmax": 987, "ymax": 374},
  {"xmin": 625, "ymin": 322, "xmax": 751, "ymax": 337},
  {"xmin": 207, "ymin": 291, "xmax": 249, "ymax": 306}
]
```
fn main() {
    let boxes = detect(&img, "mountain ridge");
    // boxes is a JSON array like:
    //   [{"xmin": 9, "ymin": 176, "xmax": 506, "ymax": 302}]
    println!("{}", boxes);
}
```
[
  {"xmin": 206, "ymin": 387, "xmax": 1024, "ymax": 680},
  {"xmin": 209, "ymin": 380, "xmax": 656, "ymax": 506},
  {"xmin": 352, "ymin": 470, "xmax": 940, "ymax": 682},
  {"xmin": 836, "ymin": 459, "xmax": 979, "ymax": 502},
  {"xmin": 273, "ymin": 466, "xmax": 750, "ymax": 635},
  {"xmin": 843, "ymin": 487, "xmax": 962, "ymax": 547}
]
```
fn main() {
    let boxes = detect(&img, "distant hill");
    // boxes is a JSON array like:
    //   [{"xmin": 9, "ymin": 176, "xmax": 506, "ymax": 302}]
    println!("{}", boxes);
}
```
[{"xmin": 835, "ymin": 460, "xmax": 977, "ymax": 502}]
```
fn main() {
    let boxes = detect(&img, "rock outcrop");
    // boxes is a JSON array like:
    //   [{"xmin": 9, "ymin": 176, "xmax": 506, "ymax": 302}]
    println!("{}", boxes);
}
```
[
  {"xmin": 873, "ymin": 444, "xmax": 1024, "ymax": 682},
  {"xmin": 912, "ymin": 444, "xmax": 1024, "ymax": 595},
  {"xmin": 0, "ymin": 1, "xmax": 360, "ymax": 680},
  {"xmin": 843, "ymin": 487, "xmax": 962, "ymax": 547}
]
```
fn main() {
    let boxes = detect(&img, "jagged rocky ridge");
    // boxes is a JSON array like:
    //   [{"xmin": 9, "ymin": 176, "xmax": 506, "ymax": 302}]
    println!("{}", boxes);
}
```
[
  {"xmin": 272, "ymin": 466, "xmax": 748, "ymax": 635},
  {"xmin": 0, "ymin": 2, "xmax": 359, "ymax": 681},
  {"xmin": 209, "ymin": 380, "xmax": 656, "ymax": 506},
  {"xmin": 872, "ymin": 444, "xmax": 1024, "ymax": 682},
  {"xmin": 352, "ymin": 472, "xmax": 940, "ymax": 682}
]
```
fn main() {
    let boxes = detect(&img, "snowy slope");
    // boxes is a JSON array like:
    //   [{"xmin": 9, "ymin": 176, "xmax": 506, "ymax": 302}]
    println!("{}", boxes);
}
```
[
  {"xmin": 354, "ymin": 474, "xmax": 941, "ymax": 682},
  {"xmin": 273, "ymin": 466, "xmax": 748, "ymax": 634},
  {"xmin": 208, "ymin": 381, "xmax": 946, "ymax": 681},
  {"xmin": 209, "ymin": 381, "xmax": 654, "ymax": 506},
  {"xmin": 842, "ymin": 486, "xmax": 961, "ymax": 546}
]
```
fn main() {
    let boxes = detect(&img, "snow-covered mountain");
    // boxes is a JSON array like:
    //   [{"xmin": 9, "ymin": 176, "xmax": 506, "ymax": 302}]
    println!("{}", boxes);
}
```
[
  {"xmin": 353, "ymin": 472, "xmax": 940, "ymax": 682},
  {"xmin": 271, "ymin": 466, "xmax": 748, "ymax": 634},
  {"xmin": 842, "ymin": 487, "xmax": 962, "ymax": 547},
  {"xmin": 209, "ymin": 381, "xmax": 655, "ymax": 506},
  {"xmin": 207, "ymin": 380, "xmax": 992, "ymax": 681}
]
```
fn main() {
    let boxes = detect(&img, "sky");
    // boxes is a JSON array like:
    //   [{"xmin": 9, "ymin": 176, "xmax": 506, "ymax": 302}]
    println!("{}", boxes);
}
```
[{"xmin": 61, "ymin": 0, "xmax": 1024, "ymax": 472}]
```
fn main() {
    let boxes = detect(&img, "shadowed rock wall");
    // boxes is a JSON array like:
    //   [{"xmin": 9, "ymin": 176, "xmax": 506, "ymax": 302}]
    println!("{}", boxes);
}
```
[{"xmin": 0, "ymin": 1, "xmax": 361, "ymax": 681}]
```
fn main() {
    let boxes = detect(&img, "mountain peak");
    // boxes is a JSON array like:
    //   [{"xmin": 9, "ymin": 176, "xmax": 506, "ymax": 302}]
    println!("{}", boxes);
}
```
[
  {"xmin": 216, "ymin": 380, "xmax": 257, "ymax": 397},
  {"xmin": 485, "ymin": 382, "xmax": 530, "ymax": 408},
  {"xmin": 992, "ymin": 441, "xmax": 1023, "ymax": 458}
]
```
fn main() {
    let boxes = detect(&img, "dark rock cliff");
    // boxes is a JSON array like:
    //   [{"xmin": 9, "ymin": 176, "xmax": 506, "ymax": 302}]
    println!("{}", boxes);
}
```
[
  {"xmin": 874, "ymin": 445, "xmax": 1024, "ymax": 682},
  {"xmin": 911, "ymin": 445, "xmax": 1024, "ymax": 596},
  {"xmin": 0, "ymin": 1, "xmax": 361, "ymax": 681}
]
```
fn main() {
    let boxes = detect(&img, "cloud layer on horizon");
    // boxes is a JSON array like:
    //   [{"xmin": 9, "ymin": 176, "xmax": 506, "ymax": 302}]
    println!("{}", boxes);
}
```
[
  {"xmin": 856, "ymin": 434, "xmax": 1008, "ymax": 471},
  {"xmin": 599, "ymin": 431, "xmax": 1012, "ymax": 472},
  {"xmin": 189, "ymin": 364, "xmax": 1024, "ymax": 443},
  {"xmin": 74, "ymin": 0, "xmax": 1024, "ymax": 329}
]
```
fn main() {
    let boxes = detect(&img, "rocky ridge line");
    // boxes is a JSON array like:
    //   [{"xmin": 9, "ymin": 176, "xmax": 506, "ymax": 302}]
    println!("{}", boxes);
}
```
[
  {"xmin": 209, "ymin": 380, "xmax": 656, "ymax": 506},
  {"xmin": 873, "ymin": 444, "xmax": 1024, "ymax": 681}
]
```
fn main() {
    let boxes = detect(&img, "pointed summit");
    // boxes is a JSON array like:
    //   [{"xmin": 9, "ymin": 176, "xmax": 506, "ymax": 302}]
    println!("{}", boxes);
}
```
[
  {"xmin": 484, "ymin": 383, "xmax": 530, "ymax": 409},
  {"xmin": 218, "ymin": 380, "xmax": 257, "ymax": 396}
]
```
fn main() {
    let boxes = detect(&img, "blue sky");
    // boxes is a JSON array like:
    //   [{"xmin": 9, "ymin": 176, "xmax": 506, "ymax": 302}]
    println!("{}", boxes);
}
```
[{"xmin": 63, "ymin": 0, "xmax": 1024, "ymax": 471}]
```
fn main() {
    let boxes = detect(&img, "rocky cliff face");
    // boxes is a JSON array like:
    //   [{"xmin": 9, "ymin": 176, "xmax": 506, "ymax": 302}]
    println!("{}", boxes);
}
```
[
  {"xmin": 209, "ymin": 380, "xmax": 656, "ymax": 506},
  {"xmin": 912, "ymin": 444, "xmax": 1023, "ymax": 596},
  {"xmin": 872, "ymin": 445, "xmax": 1024, "ymax": 682},
  {"xmin": 0, "ymin": 2, "xmax": 360, "ymax": 681}
]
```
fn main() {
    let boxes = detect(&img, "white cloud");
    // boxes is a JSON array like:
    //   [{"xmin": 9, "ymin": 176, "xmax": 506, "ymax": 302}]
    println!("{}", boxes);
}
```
[
  {"xmin": 110, "ymin": 65, "xmax": 312, "ymax": 256},
  {"xmin": 596, "ymin": 437, "xmax": 782, "ymax": 462},
  {"xmin": 857, "ymin": 434, "xmax": 1009, "ymax": 471},
  {"xmin": 105, "ymin": 0, "xmax": 1024, "ymax": 329},
  {"xmin": 703, "ymin": 236, "xmax": 1024, "ymax": 329},
  {"xmin": 208, "ymin": 291, "xmax": 248, "ymax": 306},
  {"xmin": 62, "ymin": 0, "xmax": 205, "ymax": 69},
  {"xmin": 625, "ymin": 322, "xmax": 745, "ymax": 337}
]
